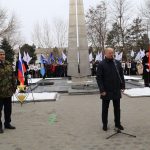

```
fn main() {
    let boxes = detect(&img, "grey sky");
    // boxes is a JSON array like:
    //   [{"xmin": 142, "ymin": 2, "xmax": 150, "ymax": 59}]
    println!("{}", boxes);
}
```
[{"xmin": 0, "ymin": 0, "xmax": 143, "ymax": 44}]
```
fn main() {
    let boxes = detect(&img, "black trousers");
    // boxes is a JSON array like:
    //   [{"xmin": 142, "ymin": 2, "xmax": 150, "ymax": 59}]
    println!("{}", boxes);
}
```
[
  {"xmin": 0, "ymin": 97, "xmax": 12, "ymax": 128},
  {"xmin": 102, "ymin": 99, "xmax": 121, "ymax": 126},
  {"xmin": 143, "ymin": 73, "xmax": 150, "ymax": 87}
]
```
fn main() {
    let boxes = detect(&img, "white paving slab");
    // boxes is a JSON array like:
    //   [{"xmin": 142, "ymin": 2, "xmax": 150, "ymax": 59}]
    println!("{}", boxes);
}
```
[
  {"xmin": 124, "ymin": 75, "xmax": 142, "ymax": 80},
  {"xmin": 124, "ymin": 87, "xmax": 150, "ymax": 97},
  {"xmin": 28, "ymin": 78, "xmax": 64, "ymax": 84},
  {"xmin": 12, "ymin": 92, "xmax": 59, "ymax": 102},
  {"xmin": 28, "ymin": 78, "xmax": 42, "ymax": 84}
]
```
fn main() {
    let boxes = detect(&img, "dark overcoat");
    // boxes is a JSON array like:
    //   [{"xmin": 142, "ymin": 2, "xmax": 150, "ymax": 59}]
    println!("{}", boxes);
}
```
[
  {"xmin": 142, "ymin": 56, "xmax": 150, "ymax": 79},
  {"xmin": 96, "ymin": 58, "xmax": 125, "ymax": 100}
]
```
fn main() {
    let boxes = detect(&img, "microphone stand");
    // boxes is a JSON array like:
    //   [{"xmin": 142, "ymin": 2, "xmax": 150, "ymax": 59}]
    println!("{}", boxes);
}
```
[{"xmin": 106, "ymin": 127, "xmax": 136, "ymax": 139}]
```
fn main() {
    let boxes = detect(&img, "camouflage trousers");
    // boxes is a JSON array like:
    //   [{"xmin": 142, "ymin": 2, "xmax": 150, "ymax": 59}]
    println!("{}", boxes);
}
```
[{"xmin": 0, "ymin": 97, "xmax": 12, "ymax": 128}]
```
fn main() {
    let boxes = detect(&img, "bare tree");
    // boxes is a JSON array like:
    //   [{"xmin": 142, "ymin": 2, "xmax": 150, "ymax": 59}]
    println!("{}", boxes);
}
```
[
  {"xmin": 0, "ymin": 7, "xmax": 20, "ymax": 48},
  {"xmin": 32, "ymin": 20, "xmax": 53, "ymax": 48},
  {"xmin": 86, "ymin": 1, "xmax": 107, "ymax": 51},
  {"xmin": 141, "ymin": 0, "xmax": 150, "ymax": 20},
  {"xmin": 110, "ymin": 0, "xmax": 132, "ymax": 50},
  {"xmin": 53, "ymin": 18, "xmax": 68, "ymax": 48},
  {"xmin": 140, "ymin": 0, "xmax": 150, "ymax": 41}
]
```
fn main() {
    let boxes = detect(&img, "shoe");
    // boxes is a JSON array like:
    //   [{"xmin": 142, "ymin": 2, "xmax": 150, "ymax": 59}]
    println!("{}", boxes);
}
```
[
  {"xmin": 0, "ymin": 128, "xmax": 4, "ymax": 134},
  {"xmin": 103, "ymin": 125, "xmax": 108, "ymax": 131},
  {"xmin": 5, "ymin": 124, "xmax": 16, "ymax": 129},
  {"xmin": 115, "ymin": 124, "xmax": 124, "ymax": 130}
]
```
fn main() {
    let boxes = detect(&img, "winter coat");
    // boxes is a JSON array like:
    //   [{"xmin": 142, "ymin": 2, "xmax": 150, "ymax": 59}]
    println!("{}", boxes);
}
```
[
  {"xmin": 0, "ymin": 60, "xmax": 17, "ymax": 98},
  {"xmin": 96, "ymin": 58, "xmax": 125, "ymax": 100}
]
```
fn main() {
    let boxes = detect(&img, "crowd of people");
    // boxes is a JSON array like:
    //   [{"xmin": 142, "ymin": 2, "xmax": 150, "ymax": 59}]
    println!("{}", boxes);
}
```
[
  {"xmin": 28, "ymin": 63, "xmax": 68, "ymax": 78},
  {"xmin": 22, "ymin": 51, "xmax": 149, "ymax": 87}
]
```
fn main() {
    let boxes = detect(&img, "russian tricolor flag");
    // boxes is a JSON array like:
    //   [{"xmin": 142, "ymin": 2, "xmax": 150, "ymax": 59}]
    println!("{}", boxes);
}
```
[{"xmin": 18, "ymin": 51, "xmax": 25, "ymax": 85}]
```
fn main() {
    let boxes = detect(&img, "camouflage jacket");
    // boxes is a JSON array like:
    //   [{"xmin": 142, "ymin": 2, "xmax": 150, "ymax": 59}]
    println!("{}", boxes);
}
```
[{"xmin": 0, "ymin": 60, "xmax": 17, "ymax": 98}]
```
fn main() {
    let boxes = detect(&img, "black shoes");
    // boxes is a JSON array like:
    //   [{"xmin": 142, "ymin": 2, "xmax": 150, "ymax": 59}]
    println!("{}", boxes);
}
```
[
  {"xmin": 103, "ymin": 124, "xmax": 124, "ymax": 131},
  {"xmin": 115, "ymin": 124, "xmax": 124, "ymax": 130},
  {"xmin": 0, "ymin": 128, "xmax": 4, "ymax": 134},
  {"xmin": 5, "ymin": 124, "xmax": 16, "ymax": 129},
  {"xmin": 103, "ymin": 125, "xmax": 108, "ymax": 131},
  {"xmin": 0, "ymin": 124, "xmax": 16, "ymax": 133}
]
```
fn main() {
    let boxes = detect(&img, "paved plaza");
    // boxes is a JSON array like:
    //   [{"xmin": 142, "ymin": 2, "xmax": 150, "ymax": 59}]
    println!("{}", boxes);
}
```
[{"xmin": 0, "ymin": 94, "xmax": 150, "ymax": 150}]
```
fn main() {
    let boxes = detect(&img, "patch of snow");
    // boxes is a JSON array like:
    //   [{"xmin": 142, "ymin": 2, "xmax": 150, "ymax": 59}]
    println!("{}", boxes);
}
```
[{"xmin": 124, "ymin": 88, "xmax": 150, "ymax": 97}]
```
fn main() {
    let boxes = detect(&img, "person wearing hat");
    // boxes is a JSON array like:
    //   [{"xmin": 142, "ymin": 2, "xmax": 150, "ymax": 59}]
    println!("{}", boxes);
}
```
[
  {"xmin": 0, "ymin": 49, "xmax": 17, "ymax": 134},
  {"xmin": 142, "ymin": 50, "xmax": 150, "ymax": 87}
]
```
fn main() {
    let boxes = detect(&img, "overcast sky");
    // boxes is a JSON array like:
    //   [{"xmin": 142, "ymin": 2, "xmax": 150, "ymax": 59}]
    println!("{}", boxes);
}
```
[{"xmin": 0, "ymin": 0, "xmax": 143, "ymax": 44}]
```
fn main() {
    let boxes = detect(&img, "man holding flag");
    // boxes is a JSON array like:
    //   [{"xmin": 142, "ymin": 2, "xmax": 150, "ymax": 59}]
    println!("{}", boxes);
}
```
[{"xmin": 142, "ymin": 48, "xmax": 150, "ymax": 87}]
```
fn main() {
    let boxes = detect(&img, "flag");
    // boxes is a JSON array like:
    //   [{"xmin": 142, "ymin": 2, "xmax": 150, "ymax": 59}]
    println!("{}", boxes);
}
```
[
  {"xmin": 115, "ymin": 52, "xmax": 123, "ymax": 61},
  {"xmin": 41, "ymin": 54, "xmax": 48, "ymax": 64},
  {"xmin": 18, "ymin": 51, "xmax": 25, "ymax": 85},
  {"xmin": 115, "ymin": 52, "xmax": 119, "ymax": 60},
  {"xmin": 135, "ymin": 50, "xmax": 145, "ymax": 61},
  {"xmin": 95, "ymin": 51, "xmax": 102, "ymax": 62},
  {"xmin": 131, "ymin": 50, "xmax": 134, "ymax": 57},
  {"xmin": 89, "ymin": 53, "xmax": 93, "ymax": 62},
  {"xmin": 99, "ymin": 52, "xmax": 103, "ymax": 61},
  {"xmin": 40, "ymin": 55, "xmax": 46, "ymax": 77},
  {"xmin": 140, "ymin": 49, "xmax": 145, "ymax": 58},
  {"xmin": 58, "ymin": 57, "xmax": 63, "ymax": 65},
  {"xmin": 26, "ymin": 52, "xmax": 32, "ymax": 64},
  {"xmin": 118, "ymin": 52, "xmax": 123, "ymax": 61},
  {"xmin": 135, "ymin": 51, "xmax": 141, "ymax": 61},
  {"xmin": 23, "ymin": 51, "xmax": 27, "ymax": 62},
  {"xmin": 22, "ymin": 61, "xmax": 27, "ymax": 73},
  {"xmin": 62, "ymin": 51, "xmax": 67, "ymax": 61},
  {"xmin": 48, "ymin": 53, "xmax": 55, "ymax": 64},
  {"xmin": 50, "ymin": 53, "xmax": 55, "ymax": 62}
]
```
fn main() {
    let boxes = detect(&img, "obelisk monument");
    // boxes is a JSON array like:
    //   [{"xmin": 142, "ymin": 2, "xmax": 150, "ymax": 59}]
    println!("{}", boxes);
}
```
[{"xmin": 67, "ymin": 0, "xmax": 90, "ymax": 78}]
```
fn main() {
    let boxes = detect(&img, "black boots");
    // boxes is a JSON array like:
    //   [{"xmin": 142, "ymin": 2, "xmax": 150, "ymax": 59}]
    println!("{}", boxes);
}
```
[
  {"xmin": 0, "ymin": 128, "xmax": 4, "ymax": 134},
  {"xmin": 103, "ymin": 125, "xmax": 108, "ymax": 131},
  {"xmin": 115, "ymin": 124, "xmax": 124, "ymax": 130},
  {"xmin": 5, "ymin": 124, "xmax": 16, "ymax": 129}
]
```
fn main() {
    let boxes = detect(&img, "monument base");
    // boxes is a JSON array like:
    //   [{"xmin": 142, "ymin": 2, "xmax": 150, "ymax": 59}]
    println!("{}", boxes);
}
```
[{"xmin": 67, "ymin": 76, "xmax": 99, "ymax": 95}]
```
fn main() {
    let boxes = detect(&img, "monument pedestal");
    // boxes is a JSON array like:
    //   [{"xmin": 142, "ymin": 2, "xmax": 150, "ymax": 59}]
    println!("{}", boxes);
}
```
[{"xmin": 68, "ymin": 76, "xmax": 99, "ymax": 95}]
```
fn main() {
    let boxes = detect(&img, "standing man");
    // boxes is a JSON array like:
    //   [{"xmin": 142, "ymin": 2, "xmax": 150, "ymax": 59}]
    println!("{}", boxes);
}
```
[
  {"xmin": 0, "ymin": 49, "xmax": 16, "ymax": 134},
  {"xmin": 96, "ymin": 48, "xmax": 125, "ymax": 131},
  {"xmin": 142, "ymin": 50, "xmax": 150, "ymax": 87}
]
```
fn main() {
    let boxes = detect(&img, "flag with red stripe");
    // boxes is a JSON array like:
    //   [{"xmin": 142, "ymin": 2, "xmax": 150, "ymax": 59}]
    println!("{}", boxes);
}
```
[{"xmin": 18, "ymin": 51, "xmax": 25, "ymax": 85}]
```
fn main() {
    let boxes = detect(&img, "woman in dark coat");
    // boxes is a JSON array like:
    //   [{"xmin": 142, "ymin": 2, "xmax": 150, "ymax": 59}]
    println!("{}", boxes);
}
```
[{"xmin": 142, "ymin": 50, "xmax": 150, "ymax": 87}]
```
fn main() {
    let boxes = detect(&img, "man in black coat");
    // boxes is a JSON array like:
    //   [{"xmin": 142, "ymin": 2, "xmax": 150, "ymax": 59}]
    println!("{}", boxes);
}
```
[
  {"xmin": 142, "ymin": 50, "xmax": 150, "ymax": 87},
  {"xmin": 96, "ymin": 48, "xmax": 125, "ymax": 131}
]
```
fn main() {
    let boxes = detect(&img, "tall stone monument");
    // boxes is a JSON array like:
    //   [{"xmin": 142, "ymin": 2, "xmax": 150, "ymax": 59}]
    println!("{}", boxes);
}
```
[{"xmin": 67, "ymin": 0, "xmax": 90, "ymax": 78}]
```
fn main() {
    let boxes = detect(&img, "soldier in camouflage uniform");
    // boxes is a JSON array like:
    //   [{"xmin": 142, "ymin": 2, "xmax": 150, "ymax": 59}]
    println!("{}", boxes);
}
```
[{"xmin": 0, "ymin": 49, "xmax": 17, "ymax": 134}]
